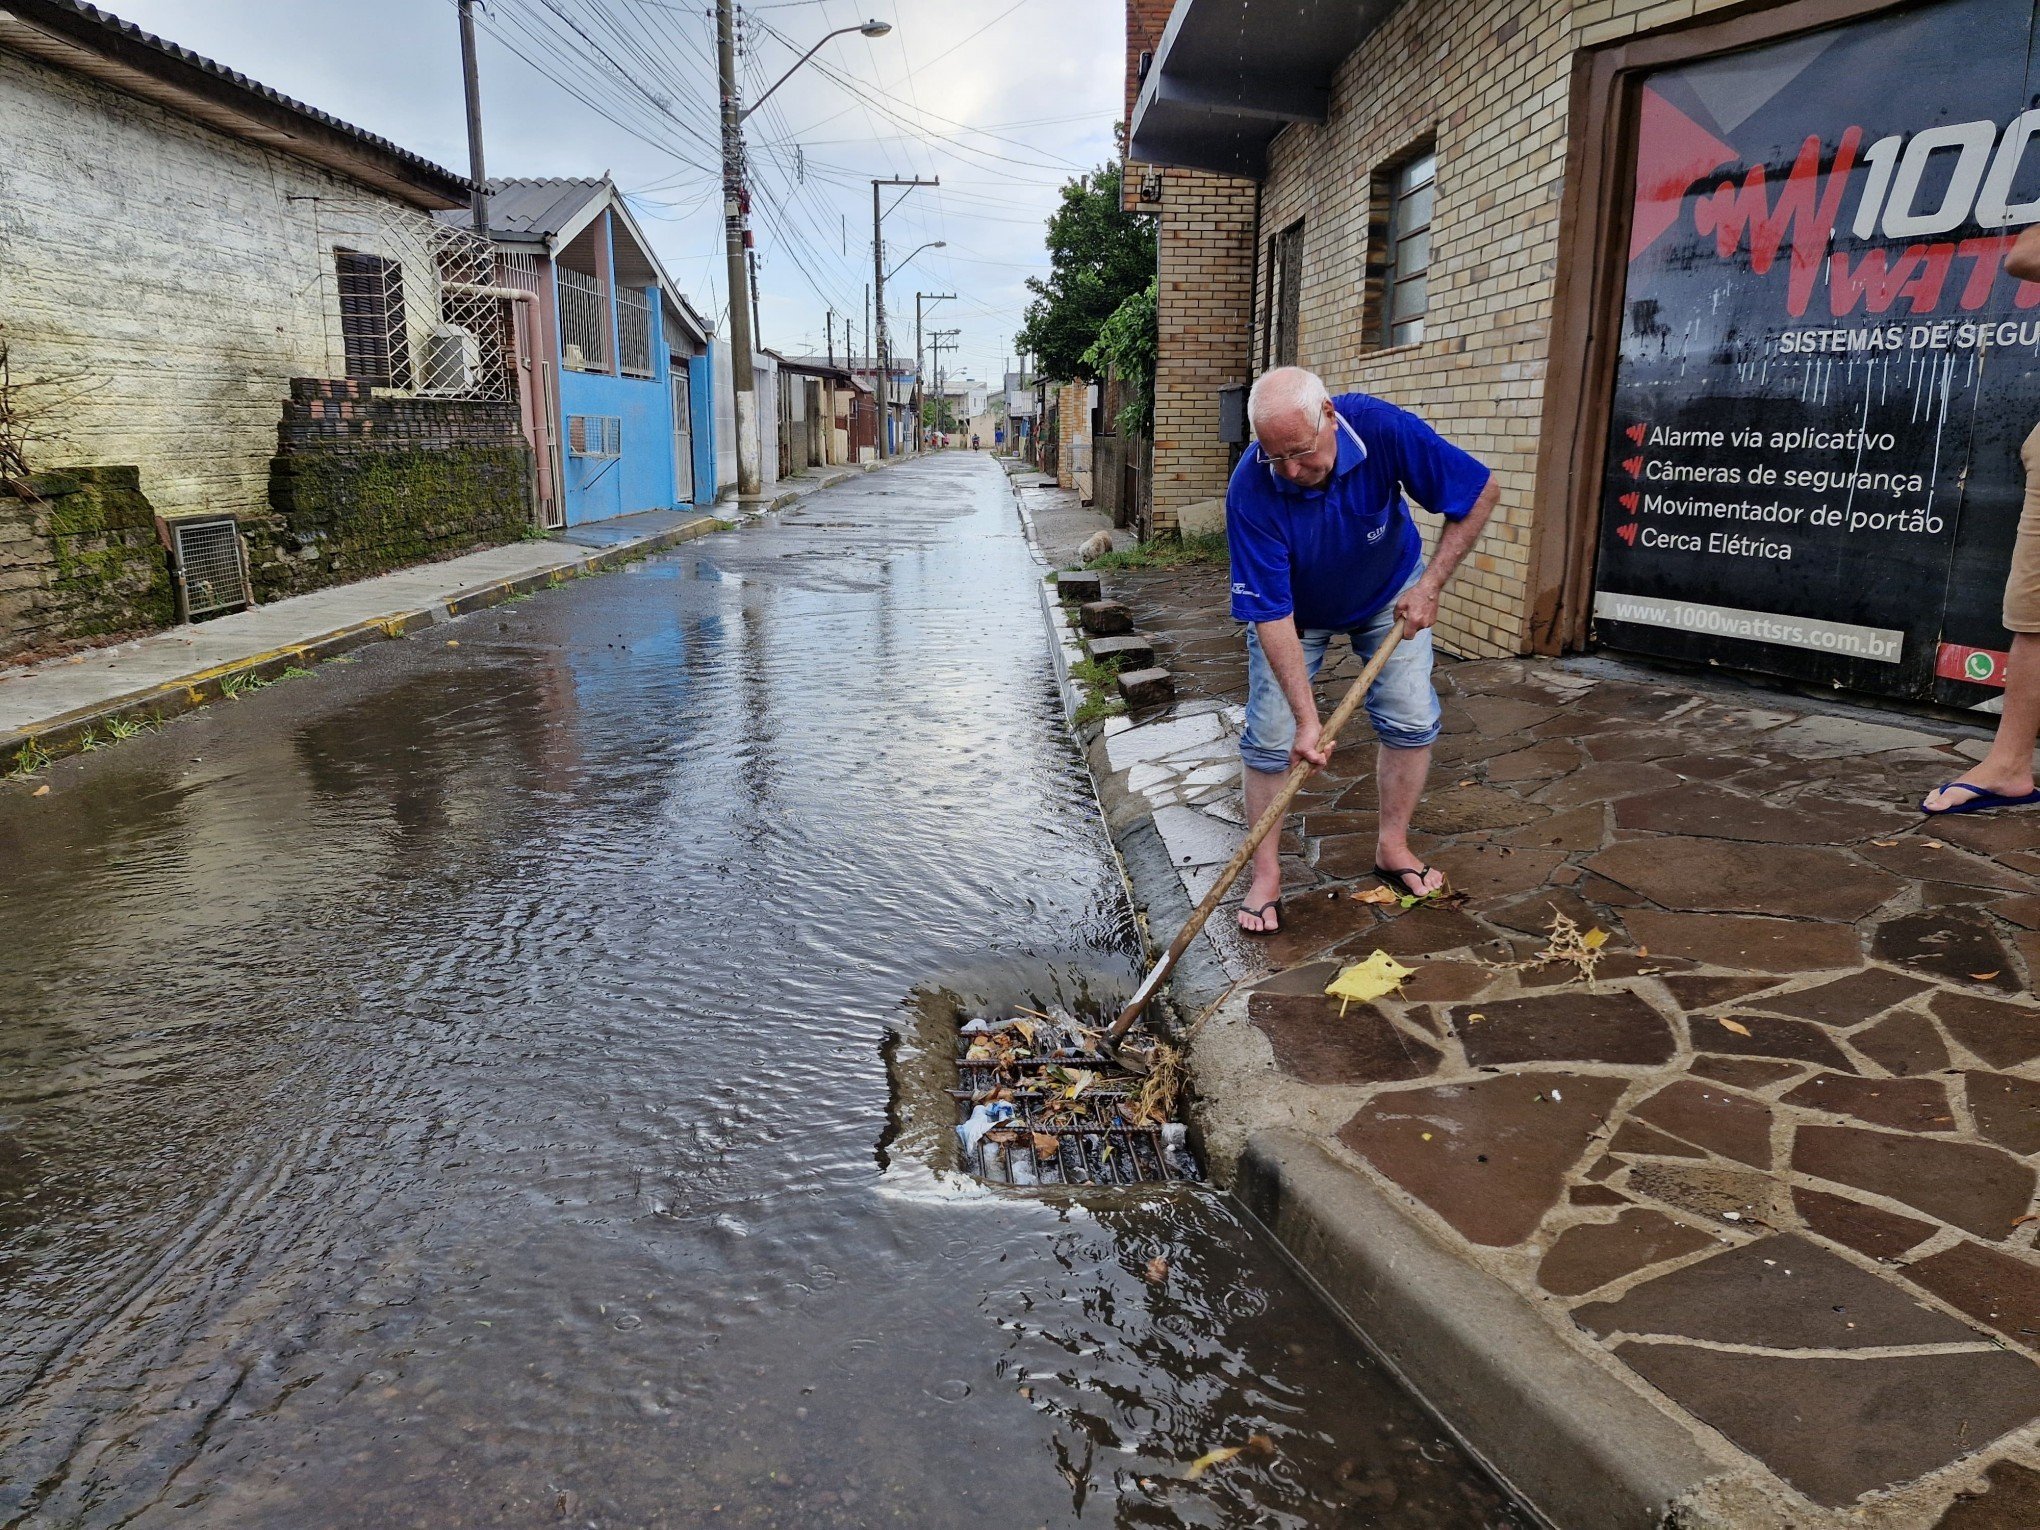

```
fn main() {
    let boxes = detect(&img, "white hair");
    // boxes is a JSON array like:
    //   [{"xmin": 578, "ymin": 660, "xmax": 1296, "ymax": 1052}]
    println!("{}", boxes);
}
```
[{"xmin": 1247, "ymin": 366, "xmax": 1330, "ymax": 437}]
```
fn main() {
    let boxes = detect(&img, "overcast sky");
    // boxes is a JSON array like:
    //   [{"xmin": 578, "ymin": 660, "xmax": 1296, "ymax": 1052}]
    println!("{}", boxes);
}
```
[{"xmin": 106, "ymin": 0, "xmax": 1122, "ymax": 386}]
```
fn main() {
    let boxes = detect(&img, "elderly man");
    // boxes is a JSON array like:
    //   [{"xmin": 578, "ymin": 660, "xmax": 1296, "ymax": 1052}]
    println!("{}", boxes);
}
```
[{"xmin": 1227, "ymin": 366, "xmax": 1499, "ymax": 934}]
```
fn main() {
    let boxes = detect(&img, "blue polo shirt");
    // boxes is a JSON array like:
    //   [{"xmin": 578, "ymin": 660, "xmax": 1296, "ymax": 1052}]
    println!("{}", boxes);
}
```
[{"xmin": 1226, "ymin": 393, "xmax": 1490, "ymax": 631}]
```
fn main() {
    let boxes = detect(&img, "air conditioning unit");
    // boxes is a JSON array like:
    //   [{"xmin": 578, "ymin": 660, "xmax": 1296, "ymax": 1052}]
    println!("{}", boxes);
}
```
[{"xmin": 421, "ymin": 322, "xmax": 481, "ymax": 395}]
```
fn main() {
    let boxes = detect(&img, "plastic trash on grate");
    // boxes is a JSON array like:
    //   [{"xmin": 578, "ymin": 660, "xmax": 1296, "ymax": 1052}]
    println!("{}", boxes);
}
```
[{"xmin": 952, "ymin": 1007, "xmax": 1197, "ymax": 1188}]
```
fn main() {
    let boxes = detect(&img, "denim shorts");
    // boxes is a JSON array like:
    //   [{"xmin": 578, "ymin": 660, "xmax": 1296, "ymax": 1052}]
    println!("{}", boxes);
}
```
[{"xmin": 1240, "ymin": 571, "xmax": 1441, "ymax": 773}]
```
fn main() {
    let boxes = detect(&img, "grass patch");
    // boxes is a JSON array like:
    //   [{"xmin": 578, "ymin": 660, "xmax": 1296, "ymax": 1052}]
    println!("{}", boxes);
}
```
[
  {"xmin": 278, "ymin": 665, "xmax": 316, "ymax": 681},
  {"xmin": 105, "ymin": 713, "xmax": 154, "ymax": 741},
  {"xmin": 7, "ymin": 737, "xmax": 51, "ymax": 779},
  {"xmin": 1069, "ymin": 653, "xmax": 1128, "ymax": 729},
  {"xmin": 1085, "ymin": 529, "xmax": 1227, "ymax": 571},
  {"xmin": 1073, "ymin": 690, "xmax": 1126, "ymax": 728}
]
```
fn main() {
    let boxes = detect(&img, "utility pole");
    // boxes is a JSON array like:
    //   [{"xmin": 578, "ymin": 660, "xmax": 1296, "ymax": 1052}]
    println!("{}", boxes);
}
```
[
  {"xmin": 870, "ymin": 177, "xmax": 937, "ymax": 459},
  {"xmin": 716, "ymin": 0, "xmax": 760, "ymax": 498},
  {"xmin": 826, "ymin": 310, "xmax": 834, "ymax": 368},
  {"xmin": 915, "ymin": 291, "xmax": 952, "ymax": 455},
  {"xmin": 457, "ymin": 0, "xmax": 488, "ymax": 232}
]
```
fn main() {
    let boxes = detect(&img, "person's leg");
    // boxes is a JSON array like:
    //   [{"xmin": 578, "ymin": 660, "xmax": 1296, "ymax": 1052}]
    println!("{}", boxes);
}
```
[
  {"xmin": 1925, "ymin": 425, "xmax": 2040, "ymax": 811},
  {"xmin": 1238, "ymin": 624, "xmax": 1331, "ymax": 931},
  {"xmin": 1924, "ymin": 634, "xmax": 2040, "ymax": 808},
  {"xmin": 1354, "ymin": 585, "xmax": 1445, "ymax": 895}
]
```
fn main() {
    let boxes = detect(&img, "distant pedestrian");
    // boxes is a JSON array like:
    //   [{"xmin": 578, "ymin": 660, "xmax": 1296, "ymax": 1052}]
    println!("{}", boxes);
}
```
[
  {"xmin": 1227, "ymin": 366, "xmax": 1499, "ymax": 934},
  {"xmin": 1922, "ymin": 225, "xmax": 2040, "ymax": 815},
  {"xmin": 972, "ymin": 433, "xmax": 981, "ymax": 451}
]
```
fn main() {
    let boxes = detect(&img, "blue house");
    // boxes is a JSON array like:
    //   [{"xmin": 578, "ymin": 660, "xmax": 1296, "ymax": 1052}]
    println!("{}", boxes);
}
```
[{"xmin": 463, "ymin": 178, "xmax": 718, "ymax": 527}]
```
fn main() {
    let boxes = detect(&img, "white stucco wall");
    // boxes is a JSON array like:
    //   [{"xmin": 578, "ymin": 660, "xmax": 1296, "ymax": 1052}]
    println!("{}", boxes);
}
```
[{"xmin": 0, "ymin": 47, "xmax": 440, "ymax": 519}]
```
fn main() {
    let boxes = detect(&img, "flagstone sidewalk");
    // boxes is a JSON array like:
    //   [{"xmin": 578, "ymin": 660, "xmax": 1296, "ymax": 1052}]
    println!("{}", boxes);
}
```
[{"xmin": 1026, "ymin": 481, "xmax": 2040, "ymax": 1527}]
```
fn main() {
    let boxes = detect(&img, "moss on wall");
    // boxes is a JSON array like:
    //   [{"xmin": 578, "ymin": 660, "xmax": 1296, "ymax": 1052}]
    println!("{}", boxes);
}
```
[{"xmin": 0, "ymin": 466, "xmax": 175, "ymax": 660}]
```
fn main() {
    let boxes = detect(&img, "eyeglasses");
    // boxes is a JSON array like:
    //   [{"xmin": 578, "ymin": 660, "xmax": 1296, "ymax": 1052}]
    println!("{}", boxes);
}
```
[{"xmin": 1259, "ymin": 413, "xmax": 1331, "ymax": 467}]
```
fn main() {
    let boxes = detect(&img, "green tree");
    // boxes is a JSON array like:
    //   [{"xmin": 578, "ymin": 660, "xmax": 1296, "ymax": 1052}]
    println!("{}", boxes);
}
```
[
  {"xmin": 1082, "ymin": 278, "xmax": 1157, "ymax": 437},
  {"xmin": 1015, "ymin": 164, "xmax": 1157, "ymax": 383}
]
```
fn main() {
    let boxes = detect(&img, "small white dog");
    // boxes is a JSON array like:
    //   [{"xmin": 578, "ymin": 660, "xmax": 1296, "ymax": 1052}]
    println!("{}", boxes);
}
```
[{"xmin": 1077, "ymin": 530, "xmax": 1114, "ymax": 562}]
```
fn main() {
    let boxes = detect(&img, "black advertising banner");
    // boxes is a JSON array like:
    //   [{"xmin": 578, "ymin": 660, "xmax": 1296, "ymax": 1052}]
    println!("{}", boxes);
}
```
[{"xmin": 1593, "ymin": 0, "xmax": 2040, "ymax": 703}]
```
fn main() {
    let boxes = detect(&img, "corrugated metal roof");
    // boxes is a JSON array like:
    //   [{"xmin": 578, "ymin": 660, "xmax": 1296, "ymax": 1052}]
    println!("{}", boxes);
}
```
[
  {"xmin": 0, "ymin": 0, "xmax": 471, "ymax": 201},
  {"xmin": 481, "ymin": 177, "xmax": 609, "ymax": 239}
]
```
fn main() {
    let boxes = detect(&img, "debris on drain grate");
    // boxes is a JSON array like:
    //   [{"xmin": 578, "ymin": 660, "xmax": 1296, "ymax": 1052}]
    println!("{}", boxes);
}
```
[{"xmin": 953, "ymin": 1009, "xmax": 1197, "ymax": 1186}]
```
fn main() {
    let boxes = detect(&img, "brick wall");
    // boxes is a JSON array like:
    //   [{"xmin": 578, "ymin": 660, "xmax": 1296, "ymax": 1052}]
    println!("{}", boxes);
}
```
[
  {"xmin": 1122, "ymin": 0, "xmax": 1175, "ymax": 213},
  {"xmin": 1151, "ymin": 168, "xmax": 1257, "ymax": 535},
  {"xmin": 0, "ymin": 467, "xmax": 175, "ymax": 662},
  {"xmin": 254, "ymin": 378, "xmax": 531, "ymax": 601}
]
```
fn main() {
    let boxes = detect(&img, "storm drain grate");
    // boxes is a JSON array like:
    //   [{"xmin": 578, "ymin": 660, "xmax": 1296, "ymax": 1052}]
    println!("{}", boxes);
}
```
[
  {"xmin": 954, "ymin": 1017, "xmax": 1196, "ymax": 1187},
  {"xmin": 167, "ymin": 515, "xmax": 251, "ymax": 621}
]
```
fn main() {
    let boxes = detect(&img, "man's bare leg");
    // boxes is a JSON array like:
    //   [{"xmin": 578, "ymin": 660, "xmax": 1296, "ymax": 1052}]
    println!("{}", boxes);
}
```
[
  {"xmin": 1924, "ymin": 632, "xmax": 2040, "ymax": 810},
  {"xmin": 1238, "ymin": 764, "xmax": 1287, "ymax": 932},
  {"xmin": 1375, "ymin": 743, "xmax": 1445, "ymax": 895}
]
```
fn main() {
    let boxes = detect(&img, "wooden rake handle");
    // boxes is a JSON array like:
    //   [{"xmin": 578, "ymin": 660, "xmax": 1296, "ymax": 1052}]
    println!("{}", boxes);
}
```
[{"xmin": 1106, "ymin": 619, "xmax": 1407, "ymax": 1043}]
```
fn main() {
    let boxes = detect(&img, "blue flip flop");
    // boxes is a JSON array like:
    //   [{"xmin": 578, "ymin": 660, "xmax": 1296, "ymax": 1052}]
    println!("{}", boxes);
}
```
[{"xmin": 1920, "ymin": 781, "xmax": 2040, "ymax": 816}]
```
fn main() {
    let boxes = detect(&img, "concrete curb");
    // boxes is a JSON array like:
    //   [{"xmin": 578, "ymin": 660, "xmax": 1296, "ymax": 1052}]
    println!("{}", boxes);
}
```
[
  {"xmin": 1235, "ymin": 1128, "xmax": 1744, "ymax": 1529},
  {"xmin": 1, "ymin": 513, "xmax": 722, "ymax": 768}
]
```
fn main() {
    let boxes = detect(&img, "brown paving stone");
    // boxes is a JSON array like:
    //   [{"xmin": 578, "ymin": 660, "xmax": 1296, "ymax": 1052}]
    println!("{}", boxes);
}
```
[
  {"xmin": 1609, "ymin": 1119, "xmax": 1708, "ymax": 1158},
  {"xmin": 1934, "ymin": 1459, "xmax": 2040, "ymax": 1530},
  {"xmin": 1626, "ymin": 1162, "xmax": 1788, "ymax": 1224},
  {"xmin": 1575, "ymin": 1232, "xmax": 1979, "ymax": 1347},
  {"xmin": 1570, "ymin": 1183, "xmax": 1631, "ymax": 1206},
  {"xmin": 1856, "ymin": 837, "xmax": 2034, "ymax": 890},
  {"xmin": 1329, "ymin": 776, "xmax": 1382, "ymax": 812},
  {"xmin": 1794, "ymin": 1125, "xmax": 2037, "ymax": 1240},
  {"xmin": 1576, "ymin": 871, "xmax": 1650, "ymax": 907},
  {"xmin": 1966, "ymin": 1073, "xmax": 2040, "ymax": 1156},
  {"xmin": 1297, "ymin": 811, "xmax": 1380, "ymax": 840},
  {"xmin": 1746, "ymin": 968, "xmax": 1932, "ymax": 1026},
  {"xmin": 1793, "ymin": 1187, "xmax": 1938, "ymax": 1260},
  {"xmin": 1580, "ymin": 730, "xmax": 1682, "ymax": 763},
  {"xmin": 1698, "ymin": 1012, "xmax": 1859, "ymax": 1071},
  {"xmin": 1248, "ymin": 960, "xmax": 1343, "ymax": 997},
  {"xmin": 1534, "ymin": 760, "xmax": 1683, "ymax": 811},
  {"xmin": 1459, "ymin": 694, "xmax": 1564, "ymax": 735},
  {"xmin": 1414, "ymin": 784, "xmax": 1549, "ymax": 836},
  {"xmin": 1906, "ymin": 1240, "xmax": 2040, "ymax": 1348},
  {"xmin": 1335, "ymin": 1072, "xmax": 1628, "ymax": 1247},
  {"xmin": 1991, "ymin": 893, "xmax": 2040, "ymax": 930},
  {"xmin": 1929, "ymin": 811, "xmax": 2040, "ymax": 860},
  {"xmin": 1450, "ymin": 992, "xmax": 1677, "ymax": 1068},
  {"xmin": 1333, "ymin": 904, "xmax": 1504, "ymax": 960},
  {"xmin": 1632, "ymin": 1079, "xmax": 1774, "ymax": 1167},
  {"xmin": 1665, "ymin": 753, "xmax": 1759, "ymax": 781},
  {"xmin": 1255, "ymin": 888, "xmax": 1380, "ymax": 966},
  {"xmin": 1623, "ymin": 910, "xmax": 1861, "ymax": 973},
  {"xmin": 1565, "ymin": 950, "xmax": 1692, "ymax": 982},
  {"xmin": 1663, "ymin": 974, "xmax": 1789, "ymax": 1010},
  {"xmin": 1874, "ymin": 909, "xmax": 2020, "ymax": 993},
  {"xmin": 1486, "ymin": 888, "xmax": 1614, "ymax": 938},
  {"xmin": 1537, "ymin": 1209, "xmax": 1721, "ymax": 1297},
  {"xmin": 1689, "ymin": 1056, "xmax": 1810, "ymax": 1089},
  {"xmin": 1851, "ymin": 1010, "xmax": 1955, "ymax": 1077},
  {"xmin": 1484, "ymin": 738, "xmax": 1585, "ymax": 782},
  {"xmin": 1426, "ymin": 845, "xmax": 1567, "ymax": 901},
  {"xmin": 1612, "ymin": 1343, "xmax": 2040, "ymax": 1508},
  {"xmin": 1249, "ymin": 994, "xmax": 1443, "ymax": 1086},
  {"xmin": 1782, "ymin": 1072, "xmax": 1956, "ymax": 1132},
  {"xmin": 1585, "ymin": 838, "xmax": 1902, "ymax": 922},
  {"xmin": 1921, "ymin": 881, "xmax": 2010, "ymax": 908},
  {"xmin": 1495, "ymin": 802, "xmax": 1610, "ymax": 852},
  {"xmin": 1612, "ymin": 785, "xmax": 1906, "ymax": 845},
  {"xmin": 1933, "ymin": 991, "xmax": 2040, "ymax": 1069},
  {"xmin": 1396, "ymin": 961, "xmax": 1494, "ymax": 1003}
]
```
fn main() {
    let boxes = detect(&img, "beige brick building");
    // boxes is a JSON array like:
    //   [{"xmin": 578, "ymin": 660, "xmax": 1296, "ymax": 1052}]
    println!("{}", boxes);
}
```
[{"xmin": 1128, "ymin": 0, "xmax": 1948, "ymax": 673}]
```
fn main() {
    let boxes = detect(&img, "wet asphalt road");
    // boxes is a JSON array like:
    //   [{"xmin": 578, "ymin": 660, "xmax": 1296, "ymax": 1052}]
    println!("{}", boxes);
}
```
[{"xmin": 0, "ymin": 455, "xmax": 1522, "ymax": 1528}]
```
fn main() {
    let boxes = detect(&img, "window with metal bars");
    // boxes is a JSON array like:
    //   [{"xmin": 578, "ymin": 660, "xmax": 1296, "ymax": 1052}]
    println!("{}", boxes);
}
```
[
  {"xmin": 616, "ymin": 288, "xmax": 654, "ymax": 378},
  {"xmin": 1264, "ymin": 219, "xmax": 1303, "ymax": 369},
  {"xmin": 1377, "ymin": 149, "xmax": 1436, "ymax": 349},
  {"xmin": 558, "ymin": 266, "xmax": 611, "ymax": 372},
  {"xmin": 334, "ymin": 249, "xmax": 411, "ymax": 388},
  {"xmin": 567, "ymin": 414, "xmax": 621, "ymax": 458}
]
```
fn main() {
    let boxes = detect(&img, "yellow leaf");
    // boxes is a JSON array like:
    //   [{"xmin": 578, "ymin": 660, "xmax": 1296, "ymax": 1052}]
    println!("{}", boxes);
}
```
[
  {"xmin": 1972, "ymin": 971, "xmax": 2001, "ymax": 981},
  {"xmin": 1582, "ymin": 928, "xmax": 1609, "ymax": 949},
  {"xmin": 1010, "ymin": 1018, "xmax": 1037, "ymax": 1045},
  {"xmin": 1031, "ymin": 1131, "xmax": 1059, "ymax": 1159},
  {"xmin": 1466, "ymin": 1012, "xmax": 1486, "ymax": 1024},
  {"xmin": 31, "ymin": 784, "xmax": 50, "ymax": 797},
  {"xmin": 1186, "ymin": 1446, "xmax": 1243, "ymax": 1480},
  {"xmin": 446, "ymin": 639, "xmax": 460, "ymax": 648},
  {"xmin": 1718, "ymin": 1017, "xmax": 1752, "ymax": 1037},
  {"xmin": 1349, "ymin": 884, "xmax": 1400, "ymax": 905},
  {"xmin": 1324, "ymin": 951, "xmax": 1417, "ymax": 1012}
]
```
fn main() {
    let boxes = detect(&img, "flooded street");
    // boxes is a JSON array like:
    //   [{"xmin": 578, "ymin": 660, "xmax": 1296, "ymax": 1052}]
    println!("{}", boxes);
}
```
[{"xmin": 0, "ymin": 456, "xmax": 1521, "ymax": 1528}]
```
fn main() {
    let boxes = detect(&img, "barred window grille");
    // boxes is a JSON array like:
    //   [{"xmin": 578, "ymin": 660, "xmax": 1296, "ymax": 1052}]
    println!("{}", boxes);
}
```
[
  {"xmin": 567, "ymin": 414, "xmax": 621, "ymax": 458},
  {"xmin": 616, "ymin": 288, "xmax": 654, "ymax": 378},
  {"xmin": 335, "ymin": 249, "xmax": 411, "ymax": 388},
  {"xmin": 168, "ymin": 514, "xmax": 251, "ymax": 621},
  {"xmin": 558, "ymin": 266, "xmax": 611, "ymax": 372}
]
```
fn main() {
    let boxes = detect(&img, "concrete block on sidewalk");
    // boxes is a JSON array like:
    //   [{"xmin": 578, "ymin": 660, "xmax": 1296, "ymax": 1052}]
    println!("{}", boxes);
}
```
[
  {"xmin": 1117, "ymin": 666, "xmax": 1175, "ymax": 707},
  {"xmin": 1087, "ymin": 633, "xmax": 1156, "ymax": 669},
  {"xmin": 1079, "ymin": 600, "xmax": 1133, "ymax": 636},
  {"xmin": 1054, "ymin": 570, "xmax": 1102, "ymax": 603}
]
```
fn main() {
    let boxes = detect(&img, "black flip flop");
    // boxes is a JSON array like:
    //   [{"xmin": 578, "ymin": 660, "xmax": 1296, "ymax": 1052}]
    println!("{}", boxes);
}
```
[
  {"xmin": 1238, "ymin": 898, "xmax": 1283, "ymax": 936},
  {"xmin": 1375, "ymin": 864, "xmax": 1441, "ymax": 900}
]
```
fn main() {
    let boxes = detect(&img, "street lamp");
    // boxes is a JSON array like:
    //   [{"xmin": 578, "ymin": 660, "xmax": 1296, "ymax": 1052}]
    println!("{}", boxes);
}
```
[
  {"xmin": 742, "ymin": 21, "xmax": 890, "ymax": 122},
  {"xmin": 719, "ymin": 9, "xmax": 892, "ymax": 497},
  {"xmin": 885, "ymin": 240, "xmax": 945, "ymax": 282}
]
